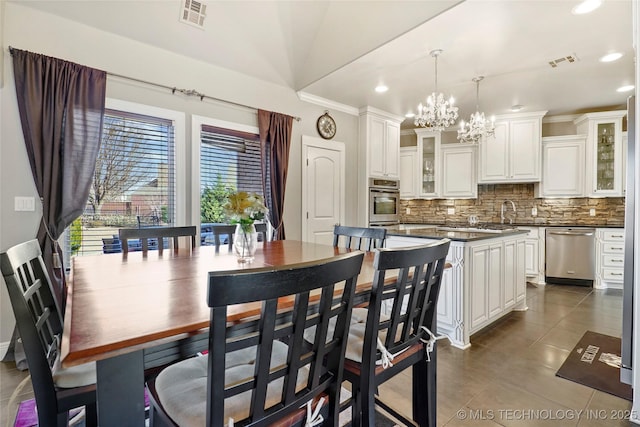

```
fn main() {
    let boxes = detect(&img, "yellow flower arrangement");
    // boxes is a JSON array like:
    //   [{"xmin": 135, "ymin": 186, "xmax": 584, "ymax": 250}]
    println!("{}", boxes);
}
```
[{"xmin": 223, "ymin": 191, "xmax": 268, "ymax": 232}]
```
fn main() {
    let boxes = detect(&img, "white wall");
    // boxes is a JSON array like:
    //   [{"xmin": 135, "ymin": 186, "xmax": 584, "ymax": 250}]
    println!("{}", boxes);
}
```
[{"xmin": 0, "ymin": 2, "xmax": 361, "ymax": 352}]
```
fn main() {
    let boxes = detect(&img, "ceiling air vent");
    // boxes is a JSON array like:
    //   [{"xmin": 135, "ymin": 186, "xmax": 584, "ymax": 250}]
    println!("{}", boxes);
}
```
[
  {"xmin": 548, "ymin": 54, "xmax": 579, "ymax": 68},
  {"xmin": 180, "ymin": 0, "xmax": 206, "ymax": 29}
]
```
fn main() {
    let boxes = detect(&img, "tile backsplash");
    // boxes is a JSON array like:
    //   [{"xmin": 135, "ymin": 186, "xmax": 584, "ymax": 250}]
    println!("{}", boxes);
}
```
[{"xmin": 400, "ymin": 183, "xmax": 625, "ymax": 226}]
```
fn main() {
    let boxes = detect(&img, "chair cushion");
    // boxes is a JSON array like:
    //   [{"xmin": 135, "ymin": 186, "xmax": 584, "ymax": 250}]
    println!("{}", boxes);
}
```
[
  {"xmin": 154, "ymin": 340, "xmax": 309, "ymax": 427},
  {"xmin": 303, "ymin": 307, "xmax": 390, "ymax": 364},
  {"xmin": 52, "ymin": 357, "xmax": 96, "ymax": 389}
]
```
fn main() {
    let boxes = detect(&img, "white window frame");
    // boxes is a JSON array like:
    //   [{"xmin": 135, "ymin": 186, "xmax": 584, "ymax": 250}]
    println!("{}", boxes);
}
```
[
  {"xmin": 61, "ymin": 98, "xmax": 186, "ymax": 269},
  {"xmin": 106, "ymin": 98, "xmax": 187, "ymax": 226}
]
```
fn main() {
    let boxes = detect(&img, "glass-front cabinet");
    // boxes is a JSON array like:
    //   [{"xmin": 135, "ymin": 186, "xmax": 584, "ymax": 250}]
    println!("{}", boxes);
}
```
[
  {"xmin": 595, "ymin": 122, "xmax": 616, "ymax": 191},
  {"xmin": 415, "ymin": 129, "xmax": 441, "ymax": 198},
  {"xmin": 574, "ymin": 111, "xmax": 626, "ymax": 197}
]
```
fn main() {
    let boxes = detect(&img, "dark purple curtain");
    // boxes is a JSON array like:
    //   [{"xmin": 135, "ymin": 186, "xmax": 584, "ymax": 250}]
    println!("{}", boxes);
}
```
[
  {"xmin": 11, "ymin": 48, "xmax": 106, "ymax": 312},
  {"xmin": 258, "ymin": 110, "xmax": 293, "ymax": 240}
]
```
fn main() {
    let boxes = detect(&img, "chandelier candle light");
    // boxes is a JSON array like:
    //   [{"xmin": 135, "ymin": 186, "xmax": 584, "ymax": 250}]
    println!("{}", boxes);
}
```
[
  {"xmin": 457, "ymin": 76, "xmax": 495, "ymax": 143},
  {"xmin": 414, "ymin": 49, "xmax": 459, "ymax": 130}
]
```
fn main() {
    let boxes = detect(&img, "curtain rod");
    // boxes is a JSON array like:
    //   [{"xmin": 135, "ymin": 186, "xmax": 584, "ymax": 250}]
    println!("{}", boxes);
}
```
[
  {"xmin": 108, "ymin": 71, "xmax": 301, "ymax": 122},
  {"xmin": 8, "ymin": 46, "xmax": 301, "ymax": 122}
]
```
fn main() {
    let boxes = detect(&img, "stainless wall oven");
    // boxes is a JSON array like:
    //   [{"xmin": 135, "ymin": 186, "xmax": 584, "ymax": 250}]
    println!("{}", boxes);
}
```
[{"xmin": 369, "ymin": 178, "xmax": 400, "ymax": 225}]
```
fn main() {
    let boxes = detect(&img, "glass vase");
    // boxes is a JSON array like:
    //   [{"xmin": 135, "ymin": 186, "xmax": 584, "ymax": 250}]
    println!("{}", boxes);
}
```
[{"xmin": 233, "ymin": 224, "xmax": 258, "ymax": 263}]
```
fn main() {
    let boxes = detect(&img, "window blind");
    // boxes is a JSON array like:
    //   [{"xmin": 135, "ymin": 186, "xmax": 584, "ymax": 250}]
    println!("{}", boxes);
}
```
[
  {"xmin": 199, "ymin": 125, "xmax": 263, "ymax": 225},
  {"xmin": 65, "ymin": 109, "xmax": 176, "ymax": 259}
]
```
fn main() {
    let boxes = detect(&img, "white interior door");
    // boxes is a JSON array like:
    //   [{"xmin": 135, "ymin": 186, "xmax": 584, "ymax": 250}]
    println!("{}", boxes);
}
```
[{"xmin": 302, "ymin": 136, "xmax": 345, "ymax": 245}]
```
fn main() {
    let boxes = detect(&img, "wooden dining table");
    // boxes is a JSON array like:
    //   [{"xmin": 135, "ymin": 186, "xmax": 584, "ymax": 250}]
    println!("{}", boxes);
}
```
[{"xmin": 61, "ymin": 240, "xmax": 437, "ymax": 426}]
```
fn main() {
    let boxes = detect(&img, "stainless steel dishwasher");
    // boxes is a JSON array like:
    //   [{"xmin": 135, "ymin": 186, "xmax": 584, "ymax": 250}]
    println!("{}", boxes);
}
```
[{"xmin": 545, "ymin": 227, "xmax": 596, "ymax": 286}]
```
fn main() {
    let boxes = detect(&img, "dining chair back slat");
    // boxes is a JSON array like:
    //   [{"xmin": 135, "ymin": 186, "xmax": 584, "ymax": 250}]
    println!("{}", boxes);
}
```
[
  {"xmin": 209, "ymin": 224, "xmax": 237, "ymax": 253},
  {"xmin": 333, "ymin": 225, "xmax": 386, "ymax": 251},
  {"xmin": 1, "ymin": 240, "xmax": 97, "ymax": 427},
  {"xmin": 147, "ymin": 251, "xmax": 365, "ymax": 427},
  {"xmin": 343, "ymin": 238, "xmax": 450, "ymax": 427},
  {"xmin": 118, "ymin": 226, "xmax": 197, "ymax": 255}
]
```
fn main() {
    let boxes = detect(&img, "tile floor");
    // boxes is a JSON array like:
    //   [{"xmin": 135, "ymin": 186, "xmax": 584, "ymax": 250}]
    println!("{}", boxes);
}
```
[{"xmin": 0, "ymin": 283, "xmax": 634, "ymax": 426}]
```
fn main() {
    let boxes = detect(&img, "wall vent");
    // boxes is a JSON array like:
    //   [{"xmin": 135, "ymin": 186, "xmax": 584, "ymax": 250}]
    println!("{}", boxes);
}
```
[
  {"xmin": 180, "ymin": 0, "xmax": 206, "ymax": 29},
  {"xmin": 548, "ymin": 54, "xmax": 579, "ymax": 68}
]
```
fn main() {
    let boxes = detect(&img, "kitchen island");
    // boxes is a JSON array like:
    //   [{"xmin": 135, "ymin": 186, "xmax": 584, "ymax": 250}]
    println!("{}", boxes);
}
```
[{"xmin": 384, "ymin": 224, "xmax": 529, "ymax": 349}]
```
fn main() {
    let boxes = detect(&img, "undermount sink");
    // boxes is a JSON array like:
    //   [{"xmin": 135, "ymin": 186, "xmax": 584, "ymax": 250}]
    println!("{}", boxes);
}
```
[{"xmin": 436, "ymin": 225, "xmax": 517, "ymax": 234}]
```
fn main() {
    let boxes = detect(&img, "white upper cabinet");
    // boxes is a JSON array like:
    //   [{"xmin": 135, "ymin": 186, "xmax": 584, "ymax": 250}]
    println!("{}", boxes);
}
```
[
  {"xmin": 536, "ymin": 135, "xmax": 586, "ymax": 197},
  {"xmin": 478, "ymin": 111, "xmax": 547, "ymax": 183},
  {"xmin": 441, "ymin": 143, "xmax": 477, "ymax": 198},
  {"xmin": 399, "ymin": 147, "xmax": 419, "ymax": 199},
  {"xmin": 360, "ymin": 108, "xmax": 402, "ymax": 179},
  {"xmin": 574, "ymin": 110, "xmax": 626, "ymax": 197},
  {"xmin": 415, "ymin": 129, "xmax": 441, "ymax": 198},
  {"xmin": 401, "ymin": 129, "xmax": 477, "ymax": 199}
]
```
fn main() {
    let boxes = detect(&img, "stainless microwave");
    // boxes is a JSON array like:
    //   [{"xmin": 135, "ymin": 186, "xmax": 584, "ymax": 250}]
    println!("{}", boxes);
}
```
[{"xmin": 369, "ymin": 178, "xmax": 400, "ymax": 225}]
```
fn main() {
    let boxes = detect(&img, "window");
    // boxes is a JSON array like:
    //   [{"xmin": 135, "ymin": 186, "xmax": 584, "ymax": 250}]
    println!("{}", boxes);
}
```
[
  {"xmin": 198, "ymin": 123, "xmax": 266, "ymax": 245},
  {"xmin": 64, "ymin": 105, "xmax": 179, "ymax": 261}
]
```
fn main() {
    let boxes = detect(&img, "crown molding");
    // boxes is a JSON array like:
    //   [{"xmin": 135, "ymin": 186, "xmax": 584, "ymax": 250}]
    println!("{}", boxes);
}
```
[
  {"xmin": 494, "ymin": 110, "xmax": 548, "ymax": 121},
  {"xmin": 296, "ymin": 91, "xmax": 359, "ymax": 116},
  {"xmin": 542, "ymin": 114, "xmax": 580, "ymax": 124},
  {"xmin": 358, "ymin": 106, "xmax": 405, "ymax": 123}
]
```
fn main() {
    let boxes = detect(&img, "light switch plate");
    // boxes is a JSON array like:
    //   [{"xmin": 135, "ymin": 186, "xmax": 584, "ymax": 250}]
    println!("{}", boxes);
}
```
[
  {"xmin": 531, "ymin": 207, "xmax": 537, "ymax": 217},
  {"xmin": 447, "ymin": 207, "xmax": 455, "ymax": 215},
  {"xmin": 589, "ymin": 208, "xmax": 596, "ymax": 217},
  {"xmin": 14, "ymin": 196, "xmax": 36, "ymax": 212},
  {"xmin": 405, "ymin": 207, "xmax": 411, "ymax": 215}
]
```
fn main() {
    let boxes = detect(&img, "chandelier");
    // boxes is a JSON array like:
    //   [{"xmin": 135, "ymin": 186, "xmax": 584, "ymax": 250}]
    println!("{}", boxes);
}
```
[
  {"xmin": 414, "ymin": 49, "xmax": 458, "ymax": 130},
  {"xmin": 457, "ymin": 76, "xmax": 495, "ymax": 143}
]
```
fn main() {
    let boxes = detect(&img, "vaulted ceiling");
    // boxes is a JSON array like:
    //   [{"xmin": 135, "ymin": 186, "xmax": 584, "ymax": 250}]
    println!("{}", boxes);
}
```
[{"xmin": 17, "ymin": 0, "xmax": 635, "ymax": 124}]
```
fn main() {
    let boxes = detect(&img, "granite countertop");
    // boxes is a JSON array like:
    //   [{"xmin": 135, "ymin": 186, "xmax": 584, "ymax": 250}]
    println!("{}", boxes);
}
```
[
  {"xmin": 401, "ymin": 222, "xmax": 625, "ymax": 229},
  {"xmin": 383, "ymin": 224, "xmax": 530, "ymax": 242}
]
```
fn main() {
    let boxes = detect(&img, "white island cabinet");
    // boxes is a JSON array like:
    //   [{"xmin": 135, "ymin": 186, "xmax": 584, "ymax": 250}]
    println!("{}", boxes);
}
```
[{"xmin": 386, "ymin": 231, "xmax": 527, "ymax": 349}]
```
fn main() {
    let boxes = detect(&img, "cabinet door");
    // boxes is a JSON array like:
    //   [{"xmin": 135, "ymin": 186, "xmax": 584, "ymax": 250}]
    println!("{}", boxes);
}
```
[
  {"xmin": 368, "ymin": 116, "xmax": 386, "ymax": 177},
  {"xmin": 417, "ymin": 132, "xmax": 440, "ymax": 197},
  {"xmin": 436, "ymin": 264, "xmax": 455, "ymax": 330},
  {"xmin": 509, "ymin": 119, "xmax": 540, "ymax": 180},
  {"xmin": 541, "ymin": 138, "xmax": 585, "ymax": 197},
  {"xmin": 479, "ymin": 121, "xmax": 509, "ymax": 182},
  {"xmin": 516, "ymin": 240, "xmax": 527, "ymax": 302},
  {"xmin": 525, "ymin": 238, "xmax": 539, "ymax": 277},
  {"xmin": 503, "ymin": 240, "xmax": 517, "ymax": 309},
  {"xmin": 441, "ymin": 145, "xmax": 476, "ymax": 198},
  {"xmin": 488, "ymin": 244, "xmax": 503, "ymax": 318},
  {"xmin": 469, "ymin": 245, "xmax": 489, "ymax": 330},
  {"xmin": 592, "ymin": 120, "xmax": 623, "ymax": 196},
  {"xmin": 399, "ymin": 149, "xmax": 418, "ymax": 198},
  {"xmin": 385, "ymin": 121, "xmax": 400, "ymax": 178}
]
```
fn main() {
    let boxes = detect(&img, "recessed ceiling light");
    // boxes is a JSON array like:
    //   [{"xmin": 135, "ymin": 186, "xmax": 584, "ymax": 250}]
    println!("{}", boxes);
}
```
[
  {"xmin": 600, "ymin": 52, "xmax": 623, "ymax": 62},
  {"xmin": 405, "ymin": 112, "xmax": 415, "ymax": 118},
  {"xmin": 572, "ymin": 0, "xmax": 601, "ymax": 15},
  {"xmin": 375, "ymin": 85, "xmax": 388, "ymax": 93},
  {"xmin": 617, "ymin": 85, "xmax": 635, "ymax": 93},
  {"xmin": 510, "ymin": 104, "xmax": 524, "ymax": 112}
]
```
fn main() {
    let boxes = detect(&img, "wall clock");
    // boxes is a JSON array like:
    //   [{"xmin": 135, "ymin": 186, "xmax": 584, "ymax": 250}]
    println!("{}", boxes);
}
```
[{"xmin": 316, "ymin": 111, "xmax": 336, "ymax": 140}]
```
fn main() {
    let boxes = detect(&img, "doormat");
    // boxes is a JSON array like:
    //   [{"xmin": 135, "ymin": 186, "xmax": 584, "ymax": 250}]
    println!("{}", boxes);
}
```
[{"xmin": 556, "ymin": 331, "xmax": 632, "ymax": 401}]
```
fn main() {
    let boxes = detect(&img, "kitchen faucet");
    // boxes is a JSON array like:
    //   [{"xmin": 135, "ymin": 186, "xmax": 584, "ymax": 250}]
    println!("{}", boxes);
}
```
[{"xmin": 501, "ymin": 200, "xmax": 517, "ymax": 224}]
